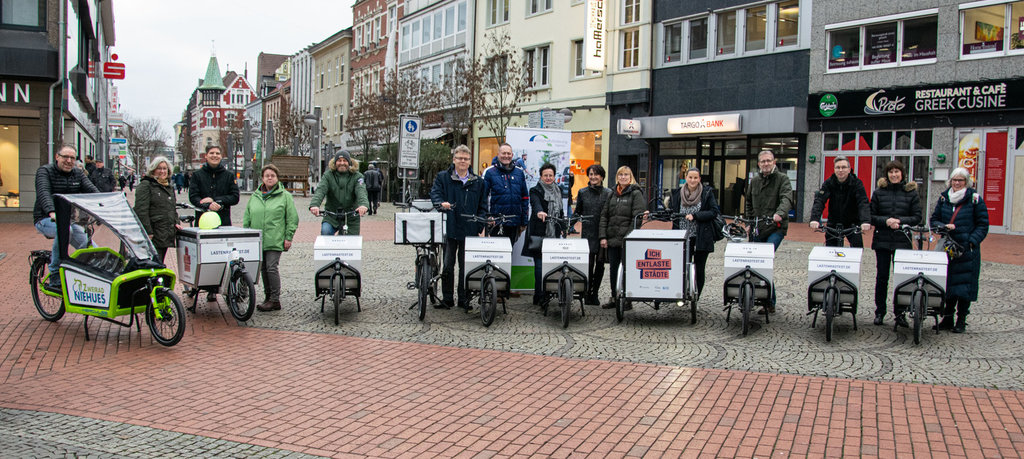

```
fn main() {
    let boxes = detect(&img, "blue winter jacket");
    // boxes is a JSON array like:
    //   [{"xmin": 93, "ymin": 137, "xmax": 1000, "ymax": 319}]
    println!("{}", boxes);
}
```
[
  {"xmin": 929, "ymin": 187, "xmax": 989, "ymax": 301},
  {"xmin": 483, "ymin": 156, "xmax": 530, "ymax": 227},
  {"xmin": 429, "ymin": 165, "xmax": 489, "ymax": 241}
]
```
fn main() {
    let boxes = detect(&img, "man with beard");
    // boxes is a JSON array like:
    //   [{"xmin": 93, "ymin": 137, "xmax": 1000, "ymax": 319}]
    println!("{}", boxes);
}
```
[{"xmin": 309, "ymin": 150, "xmax": 369, "ymax": 235}]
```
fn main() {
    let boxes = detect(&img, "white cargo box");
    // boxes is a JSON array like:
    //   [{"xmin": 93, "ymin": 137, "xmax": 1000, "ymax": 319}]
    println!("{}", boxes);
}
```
[
  {"xmin": 409, "ymin": 199, "xmax": 436, "ymax": 212},
  {"xmin": 176, "ymin": 226, "xmax": 262, "ymax": 288},
  {"xmin": 542, "ymin": 238, "xmax": 590, "ymax": 277},
  {"xmin": 314, "ymin": 235, "xmax": 362, "ymax": 290},
  {"xmin": 622, "ymin": 229, "xmax": 689, "ymax": 299},
  {"xmin": 723, "ymin": 242, "xmax": 775, "ymax": 284},
  {"xmin": 807, "ymin": 246, "xmax": 863, "ymax": 287},
  {"xmin": 395, "ymin": 212, "xmax": 445, "ymax": 244},
  {"xmin": 464, "ymin": 236, "xmax": 512, "ymax": 291}
]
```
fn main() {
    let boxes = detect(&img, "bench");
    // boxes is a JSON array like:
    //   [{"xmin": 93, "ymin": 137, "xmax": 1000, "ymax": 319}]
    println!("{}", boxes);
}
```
[{"xmin": 269, "ymin": 155, "xmax": 311, "ymax": 197}]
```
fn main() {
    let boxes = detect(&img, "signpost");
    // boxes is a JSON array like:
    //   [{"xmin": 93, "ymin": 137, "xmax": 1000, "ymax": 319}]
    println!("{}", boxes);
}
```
[
  {"xmin": 110, "ymin": 137, "xmax": 127, "ymax": 144},
  {"xmin": 398, "ymin": 114, "xmax": 422, "ymax": 202}
]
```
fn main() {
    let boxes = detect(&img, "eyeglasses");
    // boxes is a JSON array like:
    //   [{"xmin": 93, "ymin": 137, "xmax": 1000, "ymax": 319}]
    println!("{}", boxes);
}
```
[
  {"xmin": 951, "ymin": 178, "xmax": 967, "ymax": 183},
  {"xmin": 57, "ymin": 154, "xmax": 77, "ymax": 160},
  {"xmin": 758, "ymin": 159, "xmax": 774, "ymax": 164},
  {"xmin": 453, "ymin": 156, "xmax": 471, "ymax": 161}
]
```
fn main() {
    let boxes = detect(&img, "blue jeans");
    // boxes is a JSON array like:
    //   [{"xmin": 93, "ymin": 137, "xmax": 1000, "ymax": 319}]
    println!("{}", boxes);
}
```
[
  {"xmin": 35, "ymin": 219, "xmax": 89, "ymax": 276},
  {"xmin": 321, "ymin": 221, "xmax": 359, "ymax": 236},
  {"xmin": 763, "ymin": 232, "xmax": 784, "ymax": 305}
]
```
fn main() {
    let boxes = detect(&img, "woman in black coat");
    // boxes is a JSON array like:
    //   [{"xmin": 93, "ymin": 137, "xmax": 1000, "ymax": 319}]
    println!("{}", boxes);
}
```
[
  {"xmin": 599, "ymin": 166, "xmax": 647, "ymax": 308},
  {"xmin": 574, "ymin": 164, "xmax": 611, "ymax": 305},
  {"xmin": 930, "ymin": 167, "xmax": 989, "ymax": 333},
  {"xmin": 667, "ymin": 167, "xmax": 720, "ymax": 299},
  {"xmin": 522, "ymin": 163, "xmax": 567, "ymax": 304},
  {"xmin": 868, "ymin": 160, "xmax": 922, "ymax": 327}
]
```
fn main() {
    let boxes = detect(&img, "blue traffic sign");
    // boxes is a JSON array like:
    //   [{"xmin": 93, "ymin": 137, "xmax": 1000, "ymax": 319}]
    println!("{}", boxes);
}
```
[
  {"xmin": 404, "ymin": 120, "xmax": 418, "ymax": 133},
  {"xmin": 111, "ymin": 137, "xmax": 127, "ymax": 144}
]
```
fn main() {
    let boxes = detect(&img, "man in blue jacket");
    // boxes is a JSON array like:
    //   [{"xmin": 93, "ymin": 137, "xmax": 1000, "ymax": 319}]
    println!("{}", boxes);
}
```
[
  {"xmin": 430, "ymin": 145, "xmax": 488, "ymax": 311},
  {"xmin": 483, "ymin": 143, "xmax": 528, "ymax": 245}
]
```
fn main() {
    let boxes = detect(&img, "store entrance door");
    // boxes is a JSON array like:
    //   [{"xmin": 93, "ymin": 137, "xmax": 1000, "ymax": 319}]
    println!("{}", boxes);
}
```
[{"xmin": 1007, "ymin": 128, "xmax": 1024, "ymax": 234}]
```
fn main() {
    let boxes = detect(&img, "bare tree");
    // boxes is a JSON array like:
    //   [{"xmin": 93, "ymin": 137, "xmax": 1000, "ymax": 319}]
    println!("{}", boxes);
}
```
[
  {"xmin": 177, "ymin": 114, "xmax": 196, "ymax": 168},
  {"xmin": 471, "ymin": 30, "xmax": 533, "ymax": 144},
  {"xmin": 125, "ymin": 116, "xmax": 168, "ymax": 173}
]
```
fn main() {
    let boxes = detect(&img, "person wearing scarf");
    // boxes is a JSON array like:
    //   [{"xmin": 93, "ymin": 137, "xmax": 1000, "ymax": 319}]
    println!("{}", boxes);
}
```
[
  {"xmin": 134, "ymin": 156, "xmax": 181, "ymax": 264},
  {"xmin": 929, "ymin": 167, "xmax": 989, "ymax": 333},
  {"xmin": 668, "ymin": 167, "xmax": 720, "ymax": 300},
  {"xmin": 522, "ymin": 163, "xmax": 566, "ymax": 305}
]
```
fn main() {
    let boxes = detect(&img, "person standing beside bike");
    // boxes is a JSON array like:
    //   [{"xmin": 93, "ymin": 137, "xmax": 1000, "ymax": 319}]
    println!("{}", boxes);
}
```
[
  {"xmin": 574, "ymin": 164, "xmax": 611, "ymax": 306},
  {"xmin": 188, "ymin": 145, "xmax": 240, "ymax": 226},
  {"xmin": 808, "ymin": 156, "xmax": 871, "ymax": 247},
  {"xmin": 599, "ymin": 166, "xmax": 647, "ymax": 309},
  {"xmin": 244, "ymin": 164, "xmax": 299, "ymax": 312},
  {"xmin": 483, "ymin": 143, "xmax": 529, "ymax": 246},
  {"xmin": 523, "ymin": 163, "xmax": 566, "ymax": 305},
  {"xmin": 869, "ymin": 160, "xmax": 922, "ymax": 327},
  {"xmin": 744, "ymin": 149, "xmax": 792, "ymax": 313},
  {"xmin": 34, "ymin": 145, "xmax": 99, "ymax": 292},
  {"xmin": 429, "ymin": 145, "xmax": 488, "ymax": 312},
  {"xmin": 668, "ymin": 167, "xmax": 720, "ymax": 301},
  {"xmin": 310, "ymin": 150, "xmax": 369, "ymax": 235},
  {"xmin": 363, "ymin": 163, "xmax": 383, "ymax": 215},
  {"xmin": 135, "ymin": 156, "xmax": 181, "ymax": 264},
  {"xmin": 930, "ymin": 167, "xmax": 989, "ymax": 334}
]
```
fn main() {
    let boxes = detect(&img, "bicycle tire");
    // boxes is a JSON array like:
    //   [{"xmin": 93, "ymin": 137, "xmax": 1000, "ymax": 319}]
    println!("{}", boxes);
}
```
[
  {"xmin": 30, "ymin": 256, "xmax": 65, "ymax": 322},
  {"xmin": 147, "ymin": 289, "xmax": 186, "ymax": 346},
  {"xmin": 417, "ymin": 257, "xmax": 429, "ymax": 321},
  {"xmin": 332, "ymin": 273, "xmax": 343, "ymax": 325},
  {"xmin": 688, "ymin": 264, "xmax": 698, "ymax": 324},
  {"xmin": 560, "ymin": 277, "xmax": 572, "ymax": 329},
  {"xmin": 741, "ymin": 282, "xmax": 753, "ymax": 336},
  {"xmin": 615, "ymin": 266, "xmax": 625, "ymax": 323},
  {"xmin": 825, "ymin": 288, "xmax": 837, "ymax": 343},
  {"xmin": 481, "ymin": 276, "xmax": 497, "ymax": 327},
  {"xmin": 227, "ymin": 269, "xmax": 256, "ymax": 322},
  {"xmin": 912, "ymin": 290, "xmax": 925, "ymax": 345}
]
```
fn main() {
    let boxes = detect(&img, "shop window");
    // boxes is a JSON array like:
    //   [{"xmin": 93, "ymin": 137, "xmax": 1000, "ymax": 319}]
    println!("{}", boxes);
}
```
[
  {"xmin": 914, "ymin": 130, "xmax": 932, "ymax": 150},
  {"xmin": 859, "ymin": 132, "xmax": 874, "ymax": 150},
  {"xmin": 960, "ymin": 1, "xmax": 1024, "ymax": 57},
  {"xmin": 827, "ymin": 11, "xmax": 938, "ymax": 71},
  {"xmin": 1017, "ymin": 128, "xmax": 1024, "ymax": 149},
  {"xmin": 823, "ymin": 133, "xmax": 839, "ymax": 151},
  {"xmin": 840, "ymin": 132, "xmax": 858, "ymax": 150},
  {"xmin": 895, "ymin": 131, "xmax": 912, "ymax": 149},
  {"xmin": 745, "ymin": 6, "xmax": 767, "ymax": 52},
  {"xmin": 877, "ymin": 131, "xmax": 893, "ymax": 150},
  {"xmin": 0, "ymin": 125, "xmax": 19, "ymax": 207}
]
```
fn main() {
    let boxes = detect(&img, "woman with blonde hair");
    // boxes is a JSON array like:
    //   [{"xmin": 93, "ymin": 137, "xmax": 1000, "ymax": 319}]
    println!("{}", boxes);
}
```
[
  {"xmin": 244, "ymin": 164, "xmax": 299, "ymax": 312},
  {"xmin": 598, "ymin": 166, "xmax": 647, "ymax": 309},
  {"xmin": 134, "ymin": 156, "xmax": 180, "ymax": 264}
]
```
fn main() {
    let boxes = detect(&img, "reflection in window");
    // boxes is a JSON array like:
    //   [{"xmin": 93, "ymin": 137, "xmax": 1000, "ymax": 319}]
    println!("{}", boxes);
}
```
[
  {"xmin": 896, "ymin": 131, "xmax": 912, "ymax": 149},
  {"xmin": 828, "ymin": 28, "xmax": 860, "ymax": 69},
  {"xmin": 776, "ymin": 1, "xmax": 799, "ymax": 46},
  {"xmin": 689, "ymin": 18, "xmax": 708, "ymax": 59},
  {"xmin": 877, "ymin": 131, "xmax": 893, "ymax": 150},
  {"xmin": 745, "ymin": 6, "xmax": 767, "ymax": 52},
  {"xmin": 717, "ymin": 11, "xmax": 736, "ymax": 55},
  {"xmin": 823, "ymin": 133, "xmax": 839, "ymax": 151}
]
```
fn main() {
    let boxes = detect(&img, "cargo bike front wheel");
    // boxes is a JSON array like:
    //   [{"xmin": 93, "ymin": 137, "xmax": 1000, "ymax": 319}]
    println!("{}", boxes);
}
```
[
  {"xmin": 147, "ymin": 289, "xmax": 186, "ymax": 346},
  {"xmin": 227, "ymin": 268, "xmax": 256, "ymax": 322}
]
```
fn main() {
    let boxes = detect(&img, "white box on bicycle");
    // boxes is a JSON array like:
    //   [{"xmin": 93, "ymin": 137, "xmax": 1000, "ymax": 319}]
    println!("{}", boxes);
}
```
[
  {"xmin": 723, "ymin": 242, "xmax": 775, "ymax": 285},
  {"xmin": 893, "ymin": 250, "xmax": 947, "ymax": 291},
  {"xmin": 175, "ymin": 227, "xmax": 262, "ymax": 287},
  {"xmin": 395, "ymin": 212, "xmax": 445, "ymax": 244},
  {"xmin": 807, "ymin": 246, "xmax": 863, "ymax": 287},
  {"xmin": 464, "ymin": 236, "xmax": 512, "ymax": 290},
  {"xmin": 622, "ymin": 229, "xmax": 689, "ymax": 299},
  {"xmin": 541, "ymin": 238, "xmax": 590, "ymax": 278},
  {"xmin": 314, "ymin": 235, "xmax": 363, "ymax": 270}
]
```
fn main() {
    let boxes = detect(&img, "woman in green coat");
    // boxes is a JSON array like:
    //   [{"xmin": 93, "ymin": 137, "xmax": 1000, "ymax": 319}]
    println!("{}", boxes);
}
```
[
  {"xmin": 244, "ymin": 164, "xmax": 299, "ymax": 312},
  {"xmin": 135, "ymin": 156, "xmax": 180, "ymax": 264}
]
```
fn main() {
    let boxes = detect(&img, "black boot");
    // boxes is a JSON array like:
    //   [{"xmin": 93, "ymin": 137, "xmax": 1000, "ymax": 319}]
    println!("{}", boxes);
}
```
[
  {"xmin": 935, "ymin": 315, "xmax": 954, "ymax": 331},
  {"xmin": 873, "ymin": 312, "xmax": 885, "ymax": 325},
  {"xmin": 952, "ymin": 316, "xmax": 967, "ymax": 333}
]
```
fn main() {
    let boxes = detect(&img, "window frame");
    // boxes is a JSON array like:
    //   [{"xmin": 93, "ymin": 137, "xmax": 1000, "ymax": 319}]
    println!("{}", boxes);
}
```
[
  {"xmin": 524, "ymin": 44, "xmax": 551, "ymax": 89},
  {"xmin": 571, "ymin": 38, "xmax": 602, "ymax": 79},
  {"xmin": 621, "ymin": 28, "xmax": 640, "ymax": 69},
  {"xmin": 0, "ymin": 0, "xmax": 46, "ymax": 30},
  {"xmin": 487, "ymin": 0, "xmax": 510, "ymax": 27},
  {"xmin": 824, "ymin": 9, "xmax": 939, "ymax": 73},
  {"xmin": 958, "ymin": 0, "xmax": 1024, "ymax": 60},
  {"xmin": 527, "ymin": 0, "xmax": 553, "ymax": 17},
  {"xmin": 622, "ymin": 0, "xmax": 641, "ymax": 26}
]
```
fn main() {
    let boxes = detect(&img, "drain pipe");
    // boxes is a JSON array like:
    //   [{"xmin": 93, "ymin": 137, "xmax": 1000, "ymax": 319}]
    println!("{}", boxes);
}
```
[{"xmin": 47, "ymin": 0, "xmax": 67, "ymax": 160}]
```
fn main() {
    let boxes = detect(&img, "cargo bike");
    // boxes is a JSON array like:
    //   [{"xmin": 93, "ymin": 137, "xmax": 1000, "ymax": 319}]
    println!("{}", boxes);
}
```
[
  {"xmin": 28, "ymin": 193, "xmax": 186, "ymax": 346},
  {"xmin": 720, "ymin": 215, "xmax": 776, "ymax": 336},
  {"xmin": 536, "ymin": 214, "xmax": 591, "ymax": 329},
  {"xmin": 806, "ymin": 225, "xmax": 864, "ymax": 342},
  {"xmin": 892, "ymin": 225, "xmax": 956, "ymax": 344},
  {"xmin": 462, "ymin": 214, "xmax": 516, "ymax": 327},
  {"xmin": 314, "ymin": 210, "xmax": 363, "ymax": 325},
  {"xmin": 613, "ymin": 212, "xmax": 700, "ymax": 325},
  {"xmin": 175, "ymin": 203, "xmax": 261, "ymax": 322},
  {"xmin": 395, "ymin": 200, "xmax": 445, "ymax": 321}
]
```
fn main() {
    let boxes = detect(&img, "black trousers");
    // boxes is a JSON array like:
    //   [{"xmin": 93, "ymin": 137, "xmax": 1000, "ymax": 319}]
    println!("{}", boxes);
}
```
[
  {"xmin": 945, "ymin": 296, "xmax": 971, "ymax": 317},
  {"xmin": 874, "ymin": 249, "xmax": 894, "ymax": 315},
  {"xmin": 825, "ymin": 231, "xmax": 864, "ymax": 248},
  {"xmin": 587, "ymin": 250, "xmax": 605, "ymax": 299},
  {"xmin": 367, "ymin": 189, "xmax": 381, "ymax": 213},
  {"xmin": 489, "ymin": 225, "xmax": 520, "ymax": 245},
  {"xmin": 442, "ymin": 238, "xmax": 467, "ymax": 306},
  {"xmin": 608, "ymin": 246, "xmax": 624, "ymax": 298}
]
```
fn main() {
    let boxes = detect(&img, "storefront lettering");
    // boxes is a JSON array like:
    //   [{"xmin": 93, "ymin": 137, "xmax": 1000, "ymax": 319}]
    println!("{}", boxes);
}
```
[
  {"xmin": 863, "ymin": 90, "xmax": 905, "ymax": 115},
  {"xmin": 0, "ymin": 82, "xmax": 30, "ymax": 104}
]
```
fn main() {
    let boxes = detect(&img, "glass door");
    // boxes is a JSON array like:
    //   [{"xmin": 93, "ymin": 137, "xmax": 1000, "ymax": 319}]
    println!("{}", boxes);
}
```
[{"xmin": 1008, "ymin": 128, "xmax": 1024, "ymax": 234}]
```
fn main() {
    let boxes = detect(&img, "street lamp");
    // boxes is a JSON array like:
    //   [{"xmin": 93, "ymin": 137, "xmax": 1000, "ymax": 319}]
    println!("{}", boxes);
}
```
[{"xmin": 303, "ymin": 107, "xmax": 322, "ymax": 182}]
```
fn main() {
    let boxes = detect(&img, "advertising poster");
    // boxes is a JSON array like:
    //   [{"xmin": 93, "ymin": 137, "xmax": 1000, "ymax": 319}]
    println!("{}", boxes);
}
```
[
  {"xmin": 504, "ymin": 127, "xmax": 572, "ymax": 291},
  {"xmin": 957, "ymin": 132, "xmax": 981, "ymax": 181}
]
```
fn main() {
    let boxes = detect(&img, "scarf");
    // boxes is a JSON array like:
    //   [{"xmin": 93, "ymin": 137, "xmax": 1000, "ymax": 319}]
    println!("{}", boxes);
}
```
[
  {"xmin": 680, "ymin": 184, "xmax": 702, "ymax": 207},
  {"xmin": 617, "ymin": 184, "xmax": 628, "ymax": 195},
  {"xmin": 261, "ymin": 183, "xmax": 275, "ymax": 198},
  {"xmin": 540, "ymin": 181, "xmax": 562, "ymax": 237},
  {"xmin": 948, "ymin": 187, "xmax": 966, "ymax": 205},
  {"xmin": 156, "ymin": 177, "xmax": 170, "ymax": 186}
]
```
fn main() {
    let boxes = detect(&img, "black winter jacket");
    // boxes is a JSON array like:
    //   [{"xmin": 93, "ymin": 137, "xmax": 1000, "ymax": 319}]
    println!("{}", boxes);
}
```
[
  {"xmin": 668, "ymin": 185, "xmax": 720, "ymax": 253},
  {"xmin": 429, "ymin": 165, "xmax": 488, "ymax": 241},
  {"xmin": 34, "ymin": 164, "xmax": 99, "ymax": 223},
  {"xmin": 135, "ymin": 176, "xmax": 178, "ymax": 249},
  {"xmin": 574, "ymin": 184, "xmax": 611, "ymax": 250},
  {"xmin": 930, "ymin": 187, "xmax": 989, "ymax": 301},
  {"xmin": 521, "ymin": 184, "xmax": 568, "ymax": 259},
  {"xmin": 89, "ymin": 167, "xmax": 118, "ymax": 192},
  {"xmin": 869, "ymin": 178, "xmax": 922, "ymax": 251},
  {"xmin": 188, "ymin": 163, "xmax": 240, "ymax": 225},
  {"xmin": 599, "ymin": 184, "xmax": 646, "ymax": 248},
  {"xmin": 809, "ymin": 173, "xmax": 870, "ymax": 226}
]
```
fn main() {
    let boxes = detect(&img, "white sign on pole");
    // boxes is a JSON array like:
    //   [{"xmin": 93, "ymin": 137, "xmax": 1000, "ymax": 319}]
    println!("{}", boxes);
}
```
[
  {"xmin": 398, "ymin": 114, "xmax": 421, "ymax": 169},
  {"xmin": 584, "ymin": 0, "xmax": 606, "ymax": 71}
]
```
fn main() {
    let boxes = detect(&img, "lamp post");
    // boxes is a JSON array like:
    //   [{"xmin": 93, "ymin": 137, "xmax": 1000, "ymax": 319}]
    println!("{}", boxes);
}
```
[{"xmin": 303, "ymin": 106, "xmax": 322, "ymax": 182}]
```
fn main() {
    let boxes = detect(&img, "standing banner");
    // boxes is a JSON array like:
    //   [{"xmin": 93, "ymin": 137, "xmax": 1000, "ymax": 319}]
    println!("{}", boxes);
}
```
[{"xmin": 505, "ymin": 127, "xmax": 572, "ymax": 291}]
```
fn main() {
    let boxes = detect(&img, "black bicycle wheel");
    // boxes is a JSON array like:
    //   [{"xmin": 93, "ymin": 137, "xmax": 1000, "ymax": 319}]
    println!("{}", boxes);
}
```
[
  {"xmin": 30, "ymin": 256, "xmax": 65, "ymax": 322},
  {"xmin": 615, "ymin": 266, "xmax": 625, "ymax": 323},
  {"xmin": 481, "ymin": 276, "xmax": 497, "ymax": 327},
  {"xmin": 227, "ymin": 269, "xmax": 256, "ymax": 322},
  {"xmin": 417, "ymin": 257, "xmax": 429, "ymax": 321},
  {"xmin": 560, "ymin": 277, "xmax": 572, "ymax": 329},
  {"xmin": 824, "ymin": 288, "xmax": 837, "ymax": 343},
  {"xmin": 741, "ymin": 283, "xmax": 753, "ymax": 336},
  {"xmin": 688, "ymin": 269, "xmax": 698, "ymax": 324},
  {"xmin": 912, "ymin": 290, "xmax": 925, "ymax": 345},
  {"xmin": 332, "ymin": 274, "xmax": 343, "ymax": 325},
  {"xmin": 147, "ymin": 289, "xmax": 186, "ymax": 346}
]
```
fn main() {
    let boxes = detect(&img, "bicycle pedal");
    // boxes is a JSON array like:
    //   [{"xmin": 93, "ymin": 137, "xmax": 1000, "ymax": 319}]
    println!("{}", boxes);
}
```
[{"xmin": 406, "ymin": 282, "xmax": 416, "ymax": 290}]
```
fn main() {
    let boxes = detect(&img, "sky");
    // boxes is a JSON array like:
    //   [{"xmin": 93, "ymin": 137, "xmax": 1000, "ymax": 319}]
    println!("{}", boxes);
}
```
[{"xmin": 111, "ymin": 1, "xmax": 354, "ymax": 142}]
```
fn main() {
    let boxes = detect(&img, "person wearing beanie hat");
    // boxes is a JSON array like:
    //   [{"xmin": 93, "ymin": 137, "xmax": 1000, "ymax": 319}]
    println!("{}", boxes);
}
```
[{"xmin": 310, "ymin": 150, "xmax": 369, "ymax": 235}]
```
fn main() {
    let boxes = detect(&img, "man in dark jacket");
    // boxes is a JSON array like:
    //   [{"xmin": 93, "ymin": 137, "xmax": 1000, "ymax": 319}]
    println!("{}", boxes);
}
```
[
  {"xmin": 34, "ymin": 145, "xmax": 99, "ymax": 291},
  {"xmin": 483, "ymin": 143, "xmax": 529, "ymax": 245},
  {"xmin": 744, "ymin": 149, "xmax": 792, "ymax": 312},
  {"xmin": 89, "ymin": 160, "xmax": 117, "ymax": 192},
  {"xmin": 189, "ymin": 145, "xmax": 240, "ymax": 226},
  {"xmin": 808, "ymin": 156, "xmax": 872, "ymax": 247},
  {"xmin": 363, "ymin": 163, "xmax": 383, "ymax": 215},
  {"xmin": 430, "ymin": 145, "xmax": 488, "ymax": 311},
  {"xmin": 574, "ymin": 164, "xmax": 611, "ymax": 305},
  {"xmin": 309, "ymin": 150, "xmax": 369, "ymax": 234}
]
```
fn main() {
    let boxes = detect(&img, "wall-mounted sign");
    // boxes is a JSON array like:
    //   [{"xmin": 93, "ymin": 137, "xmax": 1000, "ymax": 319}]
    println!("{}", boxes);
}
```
[
  {"xmin": 666, "ymin": 114, "xmax": 741, "ymax": 135},
  {"xmin": 87, "ymin": 53, "xmax": 126, "ymax": 80},
  {"xmin": 617, "ymin": 119, "xmax": 641, "ymax": 136},
  {"xmin": 584, "ymin": 0, "xmax": 606, "ymax": 71},
  {"xmin": 809, "ymin": 78, "xmax": 1024, "ymax": 120}
]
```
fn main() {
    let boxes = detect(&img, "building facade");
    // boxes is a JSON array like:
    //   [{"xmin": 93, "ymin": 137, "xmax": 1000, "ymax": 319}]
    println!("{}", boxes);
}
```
[
  {"xmin": 350, "ymin": 0, "xmax": 401, "ymax": 135},
  {"xmin": 310, "ymin": 28, "xmax": 353, "ymax": 154},
  {"xmin": 806, "ymin": 0, "xmax": 1024, "ymax": 233},
  {"xmin": 186, "ymin": 55, "xmax": 256, "ymax": 169}
]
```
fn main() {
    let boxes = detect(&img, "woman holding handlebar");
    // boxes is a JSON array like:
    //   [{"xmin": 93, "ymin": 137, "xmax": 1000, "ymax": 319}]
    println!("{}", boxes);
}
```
[{"xmin": 667, "ymin": 167, "xmax": 720, "ymax": 300}]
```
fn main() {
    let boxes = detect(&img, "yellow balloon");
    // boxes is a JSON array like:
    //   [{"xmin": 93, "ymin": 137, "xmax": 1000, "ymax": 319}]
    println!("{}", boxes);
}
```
[{"xmin": 198, "ymin": 211, "xmax": 222, "ymax": 230}]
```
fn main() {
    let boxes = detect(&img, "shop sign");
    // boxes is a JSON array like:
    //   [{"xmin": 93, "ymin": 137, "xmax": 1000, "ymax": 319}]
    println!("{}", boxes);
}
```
[
  {"xmin": 666, "ymin": 114, "xmax": 741, "ymax": 135},
  {"xmin": 584, "ymin": 0, "xmax": 606, "ymax": 71},
  {"xmin": 808, "ymin": 78, "xmax": 1024, "ymax": 120},
  {"xmin": 617, "ymin": 119, "xmax": 641, "ymax": 136},
  {"xmin": 0, "ymin": 81, "xmax": 32, "ymax": 105}
]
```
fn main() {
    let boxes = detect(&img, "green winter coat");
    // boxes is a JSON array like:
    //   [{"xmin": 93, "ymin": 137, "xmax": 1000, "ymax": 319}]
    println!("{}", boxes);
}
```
[
  {"xmin": 134, "ymin": 176, "xmax": 178, "ymax": 249},
  {"xmin": 310, "ymin": 166, "xmax": 369, "ymax": 234},
  {"xmin": 745, "ymin": 167, "xmax": 793, "ymax": 237},
  {"xmin": 244, "ymin": 183, "xmax": 299, "ymax": 252}
]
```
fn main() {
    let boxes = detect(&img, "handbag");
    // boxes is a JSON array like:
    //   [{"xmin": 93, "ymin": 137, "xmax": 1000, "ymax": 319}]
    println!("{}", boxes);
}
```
[
  {"xmin": 712, "ymin": 214, "xmax": 726, "ymax": 241},
  {"xmin": 527, "ymin": 235, "xmax": 545, "ymax": 252}
]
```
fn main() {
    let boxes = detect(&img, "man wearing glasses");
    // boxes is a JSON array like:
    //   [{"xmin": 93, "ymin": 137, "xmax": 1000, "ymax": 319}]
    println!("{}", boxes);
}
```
[
  {"xmin": 34, "ymin": 145, "xmax": 99, "ymax": 292},
  {"xmin": 744, "ymin": 149, "xmax": 793, "ymax": 313},
  {"xmin": 808, "ymin": 155, "xmax": 872, "ymax": 247}
]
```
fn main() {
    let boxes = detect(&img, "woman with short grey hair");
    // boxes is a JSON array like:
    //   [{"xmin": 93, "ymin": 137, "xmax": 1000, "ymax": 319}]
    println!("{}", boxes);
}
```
[{"xmin": 134, "ymin": 156, "xmax": 180, "ymax": 263}]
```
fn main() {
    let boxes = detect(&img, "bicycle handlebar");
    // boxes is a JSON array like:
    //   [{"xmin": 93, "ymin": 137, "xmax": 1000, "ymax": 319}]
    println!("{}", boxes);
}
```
[
  {"xmin": 321, "ymin": 209, "xmax": 362, "ymax": 219},
  {"xmin": 461, "ymin": 213, "xmax": 518, "ymax": 225},
  {"xmin": 815, "ymin": 225, "xmax": 863, "ymax": 236}
]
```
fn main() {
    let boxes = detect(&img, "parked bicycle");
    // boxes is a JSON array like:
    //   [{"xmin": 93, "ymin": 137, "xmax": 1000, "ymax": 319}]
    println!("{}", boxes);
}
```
[
  {"xmin": 461, "ymin": 213, "xmax": 516, "ymax": 327},
  {"xmin": 395, "ymin": 201, "xmax": 445, "ymax": 321},
  {"xmin": 720, "ymin": 215, "xmax": 776, "ymax": 336},
  {"xmin": 806, "ymin": 225, "xmax": 864, "ymax": 342}
]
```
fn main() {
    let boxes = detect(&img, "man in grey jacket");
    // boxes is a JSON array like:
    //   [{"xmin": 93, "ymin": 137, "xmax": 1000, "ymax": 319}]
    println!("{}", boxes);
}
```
[{"xmin": 744, "ymin": 149, "xmax": 792, "ymax": 312}]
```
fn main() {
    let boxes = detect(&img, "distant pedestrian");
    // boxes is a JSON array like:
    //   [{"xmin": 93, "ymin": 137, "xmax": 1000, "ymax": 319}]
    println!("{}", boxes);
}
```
[
  {"xmin": 89, "ymin": 160, "xmax": 117, "ymax": 193},
  {"xmin": 183, "ymin": 171, "xmax": 191, "ymax": 189},
  {"xmin": 172, "ymin": 171, "xmax": 184, "ymax": 194},
  {"xmin": 127, "ymin": 173, "xmax": 135, "ymax": 191},
  {"xmin": 363, "ymin": 163, "xmax": 383, "ymax": 215}
]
